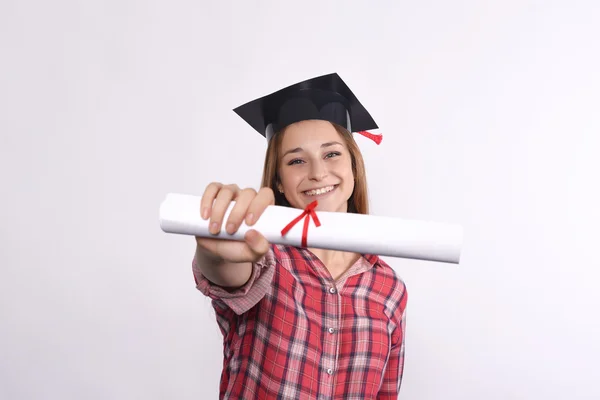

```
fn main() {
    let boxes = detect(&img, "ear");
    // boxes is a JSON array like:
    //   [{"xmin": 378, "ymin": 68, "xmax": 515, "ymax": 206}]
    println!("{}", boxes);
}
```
[{"xmin": 274, "ymin": 178, "xmax": 283, "ymax": 194}]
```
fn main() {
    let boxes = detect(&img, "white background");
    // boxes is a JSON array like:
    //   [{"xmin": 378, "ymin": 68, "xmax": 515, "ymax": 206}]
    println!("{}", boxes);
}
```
[{"xmin": 2, "ymin": 1, "xmax": 599, "ymax": 399}]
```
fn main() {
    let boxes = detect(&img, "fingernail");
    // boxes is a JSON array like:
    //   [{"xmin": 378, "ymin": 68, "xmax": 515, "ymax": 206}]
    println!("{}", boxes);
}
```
[
  {"xmin": 202, "ymin": 207, "xmax": 208, "ymax": 219},
  {"xmin": 226, "ymin": 223, "xmax": 235, "ymax": 234},
  {"xmin": 210, "ymin": 222, "xmax": 218, "ymax": 234},
  {"xmin": 246, "ymin": 213, "xmax": 254, "ymax": 225}
]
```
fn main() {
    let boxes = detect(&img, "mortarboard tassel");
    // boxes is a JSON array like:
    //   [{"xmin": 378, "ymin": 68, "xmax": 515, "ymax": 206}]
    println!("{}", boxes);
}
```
[
  {"xmin": 281, "ymin": 200, "xmax": 321, "ymax": 247},
  {"xmin": 356, "ymin": 130, "xmax": 383, "ymax": 144}
]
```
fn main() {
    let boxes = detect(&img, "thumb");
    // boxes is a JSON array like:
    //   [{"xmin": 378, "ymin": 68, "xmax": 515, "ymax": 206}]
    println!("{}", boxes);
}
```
[{"xmin": 244, "ymin": 229, "xmax": 270, "ymax": 259}]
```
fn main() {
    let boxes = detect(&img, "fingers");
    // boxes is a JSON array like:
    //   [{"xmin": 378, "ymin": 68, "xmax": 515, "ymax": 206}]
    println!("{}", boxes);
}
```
[
  {"xmin": 202, "ymin": 183, "xmax": 240, "ymax": 235},
  {"xmin": 200, "ymin": 182, "xmax": 222, "ymax": 220},
  {"xmin": 244, "ymin": 229, "xmax": 270, "ymax": 259},
  {"xmin": 245, "ymin": 187, "xmax": 275, "ymax": 226},
  {"xmin": 199, "ymin": 183, "xmax": 273, "ymax": 238},
  {"xmin": 225, "ymin": 188, "xmax": 257, "ymax": 234}
]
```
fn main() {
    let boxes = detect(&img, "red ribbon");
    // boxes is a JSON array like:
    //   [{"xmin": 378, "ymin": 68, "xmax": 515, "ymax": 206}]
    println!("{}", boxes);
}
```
[
  {"xmin": 281, "ymin": 200, "xmax": 321, "ymax": 247},
  {"xmin": 357, "ymin": 130, "xmax": 383, "ymax": 145}
]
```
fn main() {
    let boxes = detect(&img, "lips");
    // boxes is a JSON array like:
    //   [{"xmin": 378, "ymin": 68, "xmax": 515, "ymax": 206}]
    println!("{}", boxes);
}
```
[{"xmin": 303, "ymin": 184, "xmax": 338, "ymax": 196}]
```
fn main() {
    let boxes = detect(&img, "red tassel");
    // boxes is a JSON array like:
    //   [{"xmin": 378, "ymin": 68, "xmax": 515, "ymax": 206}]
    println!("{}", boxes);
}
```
[{"xmin": 357, "ymin": 130, "xmax": 383, "ymax": 144}]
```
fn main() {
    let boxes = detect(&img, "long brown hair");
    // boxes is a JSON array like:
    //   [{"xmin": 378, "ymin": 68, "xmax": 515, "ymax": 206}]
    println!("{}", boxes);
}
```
[{"xmin": 260, "ymin": 122, "xmax": 370, "ymax": 214}]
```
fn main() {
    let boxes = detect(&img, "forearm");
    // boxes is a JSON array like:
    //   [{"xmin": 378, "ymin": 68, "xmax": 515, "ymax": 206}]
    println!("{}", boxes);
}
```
[{"xmin": 194, "ymin": 245, "xmax": 252, "ymax": 289}]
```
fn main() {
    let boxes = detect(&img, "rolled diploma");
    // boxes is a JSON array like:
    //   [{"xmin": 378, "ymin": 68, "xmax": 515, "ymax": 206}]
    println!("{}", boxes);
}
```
[{"xmin": 159, "ymin": 193, "xmax": 463, "ymax": 264}]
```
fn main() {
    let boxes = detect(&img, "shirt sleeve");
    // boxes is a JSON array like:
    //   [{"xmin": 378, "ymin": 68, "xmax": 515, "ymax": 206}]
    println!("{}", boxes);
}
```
[
  {"xmin": 378, "ymin": 282, "xmax": 408, "ymax": 399},
  {"xmin": 192, "ymin": 246, "xmax": 276, "ymax": 316}
]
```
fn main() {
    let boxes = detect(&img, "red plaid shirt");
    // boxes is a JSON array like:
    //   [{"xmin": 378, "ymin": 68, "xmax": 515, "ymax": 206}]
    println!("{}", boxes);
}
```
[{"xmin": 193, "ymin": 244, "xmax": 408, "ymax": 399}]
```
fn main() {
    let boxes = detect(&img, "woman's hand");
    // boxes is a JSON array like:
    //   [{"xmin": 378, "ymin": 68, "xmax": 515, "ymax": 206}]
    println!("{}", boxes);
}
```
[{"xmin": 195, "ymin": 182, "xmax": 275, "ymax": 264}]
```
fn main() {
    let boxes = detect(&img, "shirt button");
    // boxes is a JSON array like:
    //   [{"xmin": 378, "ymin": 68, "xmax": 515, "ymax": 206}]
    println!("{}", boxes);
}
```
[
  {"xmin": 329, "ymin": 287, "xmax": 337, "ymax": 294},
  {"xmin": 326, "ymin": 368, "xmax": 333, "ymax": 375},
  {"xmin": 328, "ymin": 327, "xmax": 335, "ymax": 334}
]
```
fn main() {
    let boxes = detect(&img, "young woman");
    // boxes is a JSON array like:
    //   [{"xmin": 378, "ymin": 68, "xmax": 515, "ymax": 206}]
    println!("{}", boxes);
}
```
[{"xmin": 192, "ymin": 73, "xmax": 408, "ymax": 399}]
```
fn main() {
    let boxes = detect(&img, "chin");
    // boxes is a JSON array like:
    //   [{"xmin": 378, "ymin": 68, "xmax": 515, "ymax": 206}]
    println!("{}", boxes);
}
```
[{"xmin": 312, "ymin": 200, "xmax": 347, "ymax": 213}]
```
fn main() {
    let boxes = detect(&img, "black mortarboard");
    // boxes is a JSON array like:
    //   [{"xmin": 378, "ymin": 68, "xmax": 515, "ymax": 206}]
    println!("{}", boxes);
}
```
[{"xmin": 233, "ymin": 72, "xmax": 382, "ymax": 144}]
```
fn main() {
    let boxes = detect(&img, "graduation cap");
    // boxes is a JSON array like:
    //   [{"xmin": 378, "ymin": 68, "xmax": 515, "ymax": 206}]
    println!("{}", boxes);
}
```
[{"xmin": 233, "ymin": 72, "xmax": 382, "ymax": 144}]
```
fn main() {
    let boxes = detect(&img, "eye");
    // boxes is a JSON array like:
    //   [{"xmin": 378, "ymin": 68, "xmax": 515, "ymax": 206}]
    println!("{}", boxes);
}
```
[
  {"xmin": 325, "ymin": 151, "xmax": 341, "ymax": 159},
  {"xmin": 288, "ymin": 158, "xmax": 304, "ymax": 166}
]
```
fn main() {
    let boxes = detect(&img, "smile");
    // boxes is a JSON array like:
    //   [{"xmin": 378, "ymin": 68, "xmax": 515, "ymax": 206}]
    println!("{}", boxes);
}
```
[{"xmin": 303, "ymin": 185, "xmax": 338, "ymax": 196}]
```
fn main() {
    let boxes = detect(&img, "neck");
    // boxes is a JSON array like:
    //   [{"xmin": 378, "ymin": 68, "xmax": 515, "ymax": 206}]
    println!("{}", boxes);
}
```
[{"xmin": 308, "ymin": 247, "xmax": 361, "ymax": 281}]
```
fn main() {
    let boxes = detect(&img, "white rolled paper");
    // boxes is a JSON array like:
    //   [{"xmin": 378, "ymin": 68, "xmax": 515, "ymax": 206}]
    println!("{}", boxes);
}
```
[{"xmin": 159, "ymin": 193, "xmax": 463, "ymax": 264}]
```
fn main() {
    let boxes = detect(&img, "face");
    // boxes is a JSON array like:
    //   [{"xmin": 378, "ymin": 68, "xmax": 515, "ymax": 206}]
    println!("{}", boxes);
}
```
[{"xmin": 277, "ymin": 120, "xmax": 355, "ymax": 213}]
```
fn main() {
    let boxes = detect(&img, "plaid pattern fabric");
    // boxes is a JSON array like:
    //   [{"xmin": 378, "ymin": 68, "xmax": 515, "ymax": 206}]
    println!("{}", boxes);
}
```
[{"xmin": 193, "ymin": 244, "xmax": 408, "ymax": 399}]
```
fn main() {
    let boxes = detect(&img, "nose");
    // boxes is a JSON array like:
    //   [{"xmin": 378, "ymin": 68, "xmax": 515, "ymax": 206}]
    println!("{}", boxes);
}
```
[{"xmin": 308, "ymin": 159, "xmax": 328, "ymax": 181}]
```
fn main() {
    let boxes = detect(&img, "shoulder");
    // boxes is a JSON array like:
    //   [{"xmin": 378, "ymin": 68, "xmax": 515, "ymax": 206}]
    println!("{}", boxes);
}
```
[
  {"xmin": 367, "ymin": 254, "xmax": 408, "ymax": 312},
  {"xmin": 368, "ymin": 254, "xmax": 406, "ymax": 288}
]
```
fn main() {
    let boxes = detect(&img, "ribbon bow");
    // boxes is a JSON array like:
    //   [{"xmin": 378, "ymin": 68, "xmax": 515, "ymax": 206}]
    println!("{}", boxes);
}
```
[{"xmin": 281, "ymin": 200, "xmax": 321, "ymax": 247}]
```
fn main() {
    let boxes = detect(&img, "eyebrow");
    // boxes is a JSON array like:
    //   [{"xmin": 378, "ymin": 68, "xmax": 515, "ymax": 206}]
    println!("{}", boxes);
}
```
[{"xmin": 282, "ymin": 141, "xmax": 343, "ymax": 158}]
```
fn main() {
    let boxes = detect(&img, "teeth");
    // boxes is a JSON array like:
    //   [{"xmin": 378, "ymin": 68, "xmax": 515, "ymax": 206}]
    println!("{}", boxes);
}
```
[{"xmin": 305, "ymin": 185, "xmax": 335, "ymax": 196}]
